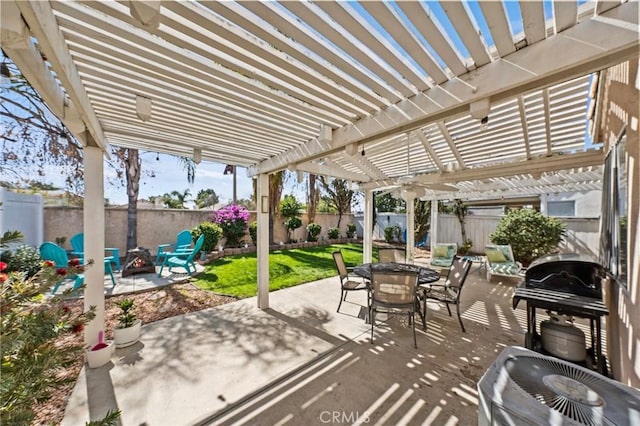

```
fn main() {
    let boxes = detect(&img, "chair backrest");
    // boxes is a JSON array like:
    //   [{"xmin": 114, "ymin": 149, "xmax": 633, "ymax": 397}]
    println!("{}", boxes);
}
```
[
  {"xmin": 430, "ymin": 243, "xmax": 457, "ymax": 267},
  {"xmin": 484, "ymin": 244, "xmax": 516, "ymax": 266},
  {"xmin": 484, "ymin": 244, "xmax": 521, "ymax": 276},
  {"xmin": 444, "ymin": 256, "xmax": 472, "ymax": 300},
  {"xmin": 371, "ymin": 270, "xmax": 418, "ymax": 306},
  {"xmin": 378, "ymin": 247, "xmax": 405, "ymax": 263},
  {"xmin": 184, "ymin": 235, "xmax": 204, "ymax": 261},
  {"xmin": 332, "ymin": 251, "xmax": 348, "ymax": 279},
  {"xmin": 39, "ymin": 242, "xmax": 70, "ymax": 268},
  {"xmin": 70, "ymin": 233, "xmax": 84, "ymax": 253},
  {"xmin": 175, "ymin": 230, "xmax": 193, "ymax": 249}
]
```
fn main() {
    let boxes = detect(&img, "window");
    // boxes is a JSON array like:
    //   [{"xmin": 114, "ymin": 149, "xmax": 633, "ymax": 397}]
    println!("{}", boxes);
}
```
[
  {"xmin": 547, "ymin": 201, "xmax": 575, "ymax": 217},
  {"xmin": 600, "ymin": 128, "xmax": 627, "ymax": 286}
]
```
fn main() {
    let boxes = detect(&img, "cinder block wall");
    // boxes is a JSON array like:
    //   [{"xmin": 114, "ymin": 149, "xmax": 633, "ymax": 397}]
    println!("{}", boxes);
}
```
[{"xmin": 44, "ymin": 207, "xmax": 354, "ymax": 255}]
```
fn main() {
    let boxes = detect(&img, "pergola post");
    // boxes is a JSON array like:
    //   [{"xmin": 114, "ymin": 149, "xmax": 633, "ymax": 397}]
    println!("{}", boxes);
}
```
[
  {"xmin": 405, "ymin": 197, "xmax": 415, "ymax": 263},
  {"xmin": 256, "ymin": 173, "xmax": 270, "ymax": 309},
  {"xmin": 83, "ymin": 145, "xmax": 105, "ymax": 347},
  {"xmin": 363, "ymin": 189, "xmax": 373, "ymax": 263},
  {"xmin": 430, "ymin": 200, "xmax": 439, "ymax": 253},
  {"xmin": 401, "ymin": 189, "xmax": 417, "ymax": 263}
]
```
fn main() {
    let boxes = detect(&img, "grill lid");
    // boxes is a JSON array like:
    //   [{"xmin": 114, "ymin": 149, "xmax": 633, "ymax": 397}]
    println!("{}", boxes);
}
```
[{"xmin": 525, "ymin": 253, "xmax": 604, "ymax": 298}]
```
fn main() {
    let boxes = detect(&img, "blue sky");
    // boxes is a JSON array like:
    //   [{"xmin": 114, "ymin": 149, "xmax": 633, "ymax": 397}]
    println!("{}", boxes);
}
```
[{"xmin": 103, "ymin": 153, "xmax": 256, "ymax": 206}]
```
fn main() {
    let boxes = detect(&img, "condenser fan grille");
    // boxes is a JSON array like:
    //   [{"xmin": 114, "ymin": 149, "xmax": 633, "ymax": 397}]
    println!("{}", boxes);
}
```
[{"xmin": 505, "ymin": 355, "xmax": 636, "ymax": 426}]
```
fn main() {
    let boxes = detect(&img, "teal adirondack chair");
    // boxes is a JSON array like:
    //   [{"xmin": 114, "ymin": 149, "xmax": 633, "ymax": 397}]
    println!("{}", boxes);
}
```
[
  {"xmin": 416, "ymin": 233, "xmax": 430, "ymax": 248},
  {"xmin": 70, "ymin": 233, "xmax": 121, "ymax": 271},
  {"xmin": 155, "ymin": 230, "xmax": 193, "ymax": 265},
  {"xmin": 39, "ymin": 242, "xmax": 85, "ymax": 295},
  {"xmin": 158, "ymin": 235, "xmax": 204, "ymax": 276}
]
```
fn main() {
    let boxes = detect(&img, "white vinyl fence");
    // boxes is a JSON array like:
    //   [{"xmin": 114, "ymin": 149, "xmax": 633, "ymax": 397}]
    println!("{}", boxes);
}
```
[
  {"xmin": 437, "ymin": 214, "xmax": 600, "ymax": 257},
  {"xmin": 0, "ymin": 188, "xmax": 44, "ymax": 249},
  {"xmin": 355, "ymin": 211, "xmax": 600, "ymax": 258}
]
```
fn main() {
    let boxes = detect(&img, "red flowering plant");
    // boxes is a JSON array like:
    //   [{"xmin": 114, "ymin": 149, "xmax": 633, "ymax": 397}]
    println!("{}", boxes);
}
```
[
  {"xmin": 0, "ymin": 231, "xmax": 96, "ymax": 425},
  {"xmin": 212, "ymin": 204, "xmax": 250, "ymax": 248}
]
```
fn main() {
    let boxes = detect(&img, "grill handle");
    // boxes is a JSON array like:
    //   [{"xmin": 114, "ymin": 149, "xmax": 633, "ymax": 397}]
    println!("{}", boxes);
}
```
[{"xmin": 528, "ymin": 271, "xmax": 596, "ymax": 290}]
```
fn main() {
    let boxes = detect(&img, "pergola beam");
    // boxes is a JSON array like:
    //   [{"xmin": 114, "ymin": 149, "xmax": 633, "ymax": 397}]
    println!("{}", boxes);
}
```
[
  {"xmin": 293, "ymin": 161, "xmax": 371, "ymax": 183},
  {"xmin": 361, "ymin": 149, "xmax": 604, "ymax": 190},
  {"xmin": 437, "ymin": 121, "xmax": 466, "ymax": 169},
  {"xmin": 0, "ymin": 1, "xmax": 84, "ymax": 136},
  {"xmin": 414, "ymin": 129, "xmax": 444, "ymax": 171},
  {"xmin": 249, "ymin": 2, "xmax": 638, "ymax": 176},
  {"xmin": 14, "ymin": 0, "xmax": 107, "ymax": 149}
]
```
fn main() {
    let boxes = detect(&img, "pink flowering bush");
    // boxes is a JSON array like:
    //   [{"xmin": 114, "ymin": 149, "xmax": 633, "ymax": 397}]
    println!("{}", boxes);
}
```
[{"xmin": 213, "ymin": 204, "xmax": 250, "ymax": 248}]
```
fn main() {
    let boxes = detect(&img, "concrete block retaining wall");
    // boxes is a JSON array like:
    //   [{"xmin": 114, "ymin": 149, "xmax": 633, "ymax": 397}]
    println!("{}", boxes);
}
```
[{"xmin": 44, "ymin": 206, "xmax": 354, "ymax": 256}]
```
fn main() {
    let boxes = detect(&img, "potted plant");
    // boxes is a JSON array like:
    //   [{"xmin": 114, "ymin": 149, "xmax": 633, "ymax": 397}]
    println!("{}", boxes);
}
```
[
  {"xmin": 114, "ymin": 298, "xmax": 142, "ymax": 348},
  {"xmin": 86, "ymin": 330, "xmax": 114, "ymax": 368}
]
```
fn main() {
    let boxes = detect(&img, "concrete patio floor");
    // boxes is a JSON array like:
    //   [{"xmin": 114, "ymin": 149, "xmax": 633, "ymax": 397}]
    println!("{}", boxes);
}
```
[
  {"xmin": 49, "ymin": 263, "xmax": 206, "ymax": 297},
  {"xmin": 61, "ymin": 263, "xmax": 534, "ymax": 426}
]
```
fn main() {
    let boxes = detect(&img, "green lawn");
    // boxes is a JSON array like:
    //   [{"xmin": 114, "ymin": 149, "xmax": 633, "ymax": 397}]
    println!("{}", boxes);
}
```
[{"xmin": 192, "ymin": 243, "xmax": 366, "ymax": 298}]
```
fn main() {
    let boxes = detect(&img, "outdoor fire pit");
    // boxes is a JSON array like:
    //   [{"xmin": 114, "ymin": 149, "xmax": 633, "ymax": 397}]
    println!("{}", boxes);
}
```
[{"xmin": 122, "ymin": 247, "xmax": 156, "ymax": 277}]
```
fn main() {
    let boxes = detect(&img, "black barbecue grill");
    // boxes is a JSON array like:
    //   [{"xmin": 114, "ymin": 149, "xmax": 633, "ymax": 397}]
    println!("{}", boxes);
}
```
[{"xmin": 512, "ymin": 253, "xmax": 609, "ymax": 375}]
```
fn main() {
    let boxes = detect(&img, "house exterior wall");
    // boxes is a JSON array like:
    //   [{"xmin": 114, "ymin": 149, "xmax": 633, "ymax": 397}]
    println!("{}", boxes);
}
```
[
  {"xmin": 43, "ymin": 207, "xmax": 352, "ymax": 254},
  {"xmin": 543, "ymin": 190, "xmax": 602, "ymax": 218},
  {"xmin": 599, "ymin": 59, "xmax": 639, "ymax": 387}
]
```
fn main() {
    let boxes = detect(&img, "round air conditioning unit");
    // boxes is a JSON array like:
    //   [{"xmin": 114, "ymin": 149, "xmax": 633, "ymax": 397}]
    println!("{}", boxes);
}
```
[{"xmin": 478, "ymin": 346, "xmax": 640, "ymax": 426}]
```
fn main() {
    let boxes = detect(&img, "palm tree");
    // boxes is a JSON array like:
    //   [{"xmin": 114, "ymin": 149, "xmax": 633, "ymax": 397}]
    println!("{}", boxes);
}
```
[{"xmin": 195, "ymin": 189, "xmax": 219, "ymax": 209}]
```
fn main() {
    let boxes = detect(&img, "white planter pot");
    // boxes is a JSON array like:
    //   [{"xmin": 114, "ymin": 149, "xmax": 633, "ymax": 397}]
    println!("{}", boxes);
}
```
[
  {"xmin": 86, "ymin": 341, "xmax": 115, "ymax": 368},
  {"xmin": 114, "ymin": 319, "xmax": 142, "ymax": 348}
]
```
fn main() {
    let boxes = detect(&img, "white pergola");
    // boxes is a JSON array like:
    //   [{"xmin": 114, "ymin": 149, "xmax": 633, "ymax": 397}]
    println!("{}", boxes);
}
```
[{"xmin": 2, "ymin": 0, "xmax": 638, "ymax": 345}]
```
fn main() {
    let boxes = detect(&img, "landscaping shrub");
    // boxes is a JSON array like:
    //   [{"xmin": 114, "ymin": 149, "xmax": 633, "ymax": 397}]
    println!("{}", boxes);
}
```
[
  {"xmin": 383, "ymin": 225, "xmax": 401, "ymax": 243},
  {"xmin": 248, "ymin": 221, "xmax": 258, "ymax": 246},
  {"xmin": 280, "ymin": 195, "xmax": 303, "ymax": 219},
  {"xmin": 457, "ymin": 239, "xmax": 473, "ymax": 256},
  {"xmin": 346, "ymin": 223, "xmax": 357, "ymax": 239},
  {"xmin": 490, "ymin": 209, "xmax": 566, "ymax": 266},
  {"xmin": 284, "ymin": 217, "xmax": 302, "ymax": 243},
  {"xmin": 0, "ymin": 244, "xmax": 42, "ymax": 278},
  {"xmin": 213, "ymin": 204, "xmax": 250, "ymax": 248},
  {"xmin": 306, "ymin": 223, "xmax": 321, "ymax": 242},
  {"xmin": 191, "ymin": 222, "xmax": 223, "ymax": 253},
  {"xmin": 281, "ymin": 195, "xmax": 303, "ymax": 243},
  {"xmin": 328, "ymin": 227, "xmax": 341, "ymax": 239}
]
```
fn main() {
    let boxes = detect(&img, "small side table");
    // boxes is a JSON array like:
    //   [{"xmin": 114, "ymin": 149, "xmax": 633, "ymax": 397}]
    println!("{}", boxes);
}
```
[{"xmin": 462, "ymin": 255, "xmax": 486, "ymax": 276}]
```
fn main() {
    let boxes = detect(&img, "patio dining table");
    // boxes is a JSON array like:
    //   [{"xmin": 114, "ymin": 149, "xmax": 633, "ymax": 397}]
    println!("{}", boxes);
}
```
[
  {"xmin": 353, "ymin": 262, "xmax": 441, "ymax": 286},
  {"xmin": 352, "ymin": 262, "xmax": 441, "ymax": 328}
]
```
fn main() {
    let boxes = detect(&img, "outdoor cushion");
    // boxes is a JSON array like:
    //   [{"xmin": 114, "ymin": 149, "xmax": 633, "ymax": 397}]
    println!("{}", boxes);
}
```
[
  {"xmin": 486, "ymin": 250, "xmax": 507, "ymax": 263},
  {"xmin": 433, "ymin": 246, "xmax": 449, "ymax": 258},
  {"xmin": 490, "ymin": 263, "xmax": 520, "ymax": 276}
]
